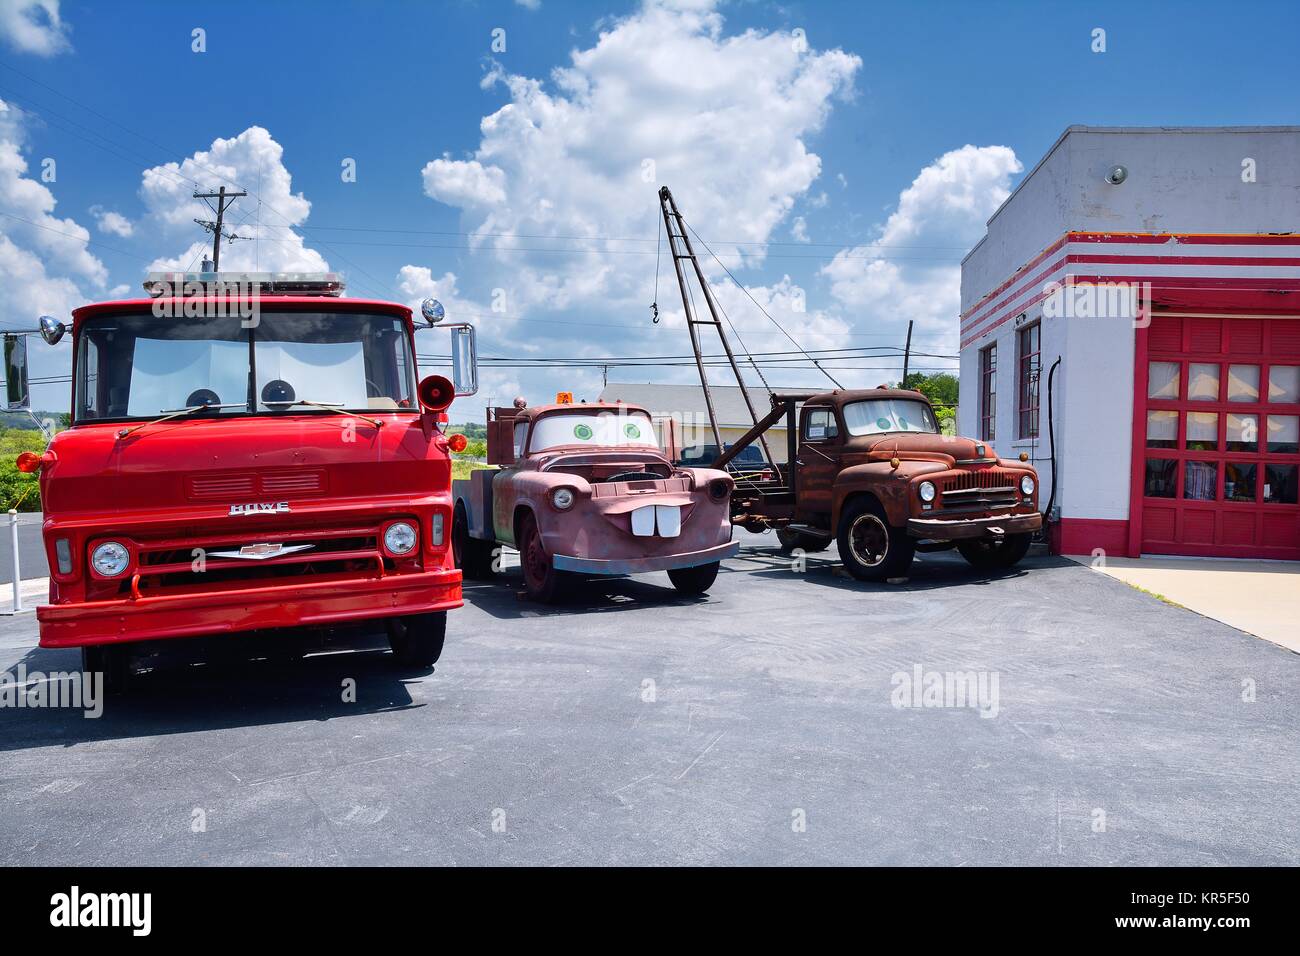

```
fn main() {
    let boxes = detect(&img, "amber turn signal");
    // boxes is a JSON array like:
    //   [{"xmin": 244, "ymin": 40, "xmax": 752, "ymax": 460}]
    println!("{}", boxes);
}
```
[
  {"xmin": 1019, "ymin": 452, "xmax": 1029, "ymax": 462},
  {"xmin": 889, "ymin": 457, "xmax": 901, "ymax": 470},
  {"xmin": 15, "ymin": 451, "xmax": 41, "ymax": 474},
  {"xmin": 448, "ymin": 433, "xmax": 469, "ymax": 453}
]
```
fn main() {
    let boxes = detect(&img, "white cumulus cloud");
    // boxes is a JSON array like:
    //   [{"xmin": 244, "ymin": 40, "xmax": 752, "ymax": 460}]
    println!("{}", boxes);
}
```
[
  {"xmin": 89, "ymin": 205, "xmax": 133, "ymax": 237},
  {"xmin": 0, "ymin": 0, "xmax": 70, "ymax": 56},
  {"xmin": 821, "ymin": 144, "xmax": 1022, "ymax": 349},
  {"xmin": 140, "ymin": 126, "xmax": 327, "ymax": 273},
  {"xmin": 415, "ymin": 0, "xmax": 860, "ymax": 315}
]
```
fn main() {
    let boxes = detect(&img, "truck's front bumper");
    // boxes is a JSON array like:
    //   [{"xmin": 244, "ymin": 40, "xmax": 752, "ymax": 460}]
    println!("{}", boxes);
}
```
[
  {"xmin": 552, "ymin": 540, "xmax": 739, "ymax": 575},
  {"xmin": 37, "ymin": 568, "xmax": 463, "ymax": 648},
  {"xmin": 906, "ymin": 512, "xmax": 1042, "ymax": 540}
]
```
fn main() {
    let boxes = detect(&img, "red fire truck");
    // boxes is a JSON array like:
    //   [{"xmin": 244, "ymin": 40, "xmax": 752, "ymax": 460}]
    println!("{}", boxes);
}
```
[{"xmin": 8, "ymin": 274, "xmax": 477, "ymax": 689}]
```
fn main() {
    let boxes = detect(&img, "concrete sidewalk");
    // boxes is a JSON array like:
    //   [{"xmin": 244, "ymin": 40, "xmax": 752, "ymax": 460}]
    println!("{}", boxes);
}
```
[{"xmin": 1069, "ymin": 554, "xmax": 1300, "ymax": 653}]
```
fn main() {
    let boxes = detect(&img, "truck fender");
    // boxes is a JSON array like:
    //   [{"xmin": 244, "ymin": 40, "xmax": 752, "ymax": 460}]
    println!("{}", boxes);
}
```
[
  {"xmin": 499, "ymin": 471, "xmax": 593, "ymax": 545},
  {"xmin": 831, "ymin": 461, "xmax": 941, "ymax": 530}
]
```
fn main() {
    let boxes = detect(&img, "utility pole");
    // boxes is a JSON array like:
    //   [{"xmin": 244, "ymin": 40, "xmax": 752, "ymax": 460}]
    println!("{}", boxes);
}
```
[
  {"xmin": 193, "ymin": 186, "xmax": 248, "ymax": 272},
  {"xmin": 901, "ymin": 319, "xmax": 914, "ymax": 387}
]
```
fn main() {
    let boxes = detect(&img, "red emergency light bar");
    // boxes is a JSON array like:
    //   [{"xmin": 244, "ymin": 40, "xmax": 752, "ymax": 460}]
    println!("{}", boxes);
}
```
[{"xmin": 142, "ymin": 272, "xmax": 346, "ymax": 297}]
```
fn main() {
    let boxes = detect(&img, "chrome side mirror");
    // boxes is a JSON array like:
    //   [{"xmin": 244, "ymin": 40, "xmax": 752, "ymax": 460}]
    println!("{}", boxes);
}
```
[
  {"xmin": 4, "ymin": 334, "xmax": 30, "ymax": 411},
  {"xmin": 420, "ymin": 298, "xmax": 445, "ymax": 326},
  {"xmin": 449, "ymin": 324, "xmax": 478, "ymax": 397},
  {"xmin": 39, "ymin": 315, "xmax": 66, "ymax": 346}
]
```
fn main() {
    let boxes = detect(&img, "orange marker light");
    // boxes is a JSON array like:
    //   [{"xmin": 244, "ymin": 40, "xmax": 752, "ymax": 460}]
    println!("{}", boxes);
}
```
[
  {"xmin": 448, "ymin": 433, "xmax": 468, "ymax": 453},
  {"xmin": 15, "ymin": 451, "xmax": 41, "ymax": 474}
]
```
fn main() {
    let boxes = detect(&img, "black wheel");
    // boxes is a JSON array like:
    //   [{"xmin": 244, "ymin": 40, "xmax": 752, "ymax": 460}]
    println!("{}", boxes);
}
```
[
  {"xmin": 386, "ymin": 611, "xmax": 447, "ymax": 668},
  {"xmin": 776, "ymin": 528, "xmax": 831, "ymax": 553},
  {"xmin": 518, "ymin": 512, "xmax": 572, "ymax": 603},
  {"xmin": 957, "ymin": 532, "xmax": 1033, "ymax": 572},
  {"xmin": 667, "ymin": 561, "xmax": 720, "ymax": 594},
  {"xmin": 453, "ymin": 503, "xmax": 495, "ymax": 579},
  {"xmin": 81, "ymin": 644, "xmax": 129, "ymax": 696},
  {"xmin": 836, "ymin": 497, "xmax": 915, "ymax": 582}
]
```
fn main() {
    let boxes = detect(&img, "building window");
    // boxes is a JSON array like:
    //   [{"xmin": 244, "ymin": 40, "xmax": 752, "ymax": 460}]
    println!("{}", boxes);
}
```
[
  {"xmin": 1017, "ymin": 322, "xmax": 1041, "ymax": 439},
  {"xmin": 978, "ymin": 344, "xmax": 996, "ymax": 441}
]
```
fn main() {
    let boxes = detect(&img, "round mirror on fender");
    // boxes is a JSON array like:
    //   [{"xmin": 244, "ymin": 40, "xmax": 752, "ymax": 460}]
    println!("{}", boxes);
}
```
[
  {"xmin": 420, "ymin": 298, "xmax": 445, "ymax": 326},
  {"xmin": 418, "ymin": 374, "xmax": 455, "ymax": 412},
  {"xmin": 39, "ymin": 315, "xmax": 66, "ymax": 346}
]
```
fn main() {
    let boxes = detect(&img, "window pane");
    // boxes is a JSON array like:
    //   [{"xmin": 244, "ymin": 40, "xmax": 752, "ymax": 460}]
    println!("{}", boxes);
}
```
[
  {"xmin": 1183, "ymin": 461, "xmax": 1218, "ymax": 501},
  {"xmin": 1224, "ymin": 462, "xmax": 1256, "ymax": 503},
  {"xmin": 1187, "ymin": 363, "xmax": 1220, "ymax": 401},
  {"xmin": 1264, "ymin": 464, "xmax": 1298, "ymax": 504},
  {"xmin": 1185, "ymin": 411, "xmax": 1218, "ymax": 451},
  {"xmin": 1227, "ymin": 364, "xmax": 1260, "ymax": 402},
  {"xmin": 1147, "ymin": 361, "xmax": 1180, "ymax": 399},
  {"xmin": 1267, "ymin": 415, "xmax": 1299, "ymax": 454},
  {"xmin": 1225, "ymin": 413, "xmax": 1258, "ymax": 452},
  {"xmin": 1144, "ymin": 459, "xmax": 1177, "ymax": 498},
  {"xmin": 1145, "ymin": 410, "xmax": 1178, "ymax": 448},
  {"xmin": 1269, "ymin": 365, "xmax": 1300, "ymax": 403}
]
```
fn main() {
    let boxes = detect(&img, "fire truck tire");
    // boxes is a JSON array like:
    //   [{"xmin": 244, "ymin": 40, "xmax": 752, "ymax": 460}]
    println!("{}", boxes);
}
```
[
  {"xmin": 667, "ymin": 561, "xmax": 720, "ymax": 594},
  {"xmin": 836, "ymin": 497, "xmax": 915, "ymax": 582},
  {"xmin": 386, "ymin": 611, "xmax": 447, "ymax": 668},
  {"xmin": 81, "ymin": 644, "xmax": 129, "ymax": 696},
  {"xmin": 957, "ymin": 532, "xmax": 1033, "ymax": 571},
  {"xmin": 453, "ymin": 503, "xmax": 496, "ymax": 579},
  {"xmin": 518, "ymin": 512, "xmax": 572, "ymax": 603},
  {"xmin": 776, "ymin": 528, "xmax": 831, "ymax": 553}
]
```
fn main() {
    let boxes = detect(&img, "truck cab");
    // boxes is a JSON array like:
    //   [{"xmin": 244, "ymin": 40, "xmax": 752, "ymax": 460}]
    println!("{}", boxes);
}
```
[
  {"xmin": 452, "ymin": 400, "xmax": 739, "ymax": 602},
  {"xmin": 10, "ymin": 273, "xmax": 477, "ymax": 687}
]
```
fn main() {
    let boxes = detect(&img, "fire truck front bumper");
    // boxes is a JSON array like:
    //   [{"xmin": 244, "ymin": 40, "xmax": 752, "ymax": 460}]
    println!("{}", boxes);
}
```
[
  {"xmin": 906, "ymin": 512, "xmax": 1042, "ymax": 541},
  {"xmin": 552, "ymin": 540, "xmax": 739, "ymax": 576},
  {"xmin": 36, "ymin": 569, "xmax": 463, "ymax": 648}
]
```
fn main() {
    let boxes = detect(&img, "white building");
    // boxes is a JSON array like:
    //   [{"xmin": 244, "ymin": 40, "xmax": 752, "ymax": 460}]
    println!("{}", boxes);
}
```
[{"xmin": 959, "ymin": 126, "xmax": 1300, "ymax": 559}]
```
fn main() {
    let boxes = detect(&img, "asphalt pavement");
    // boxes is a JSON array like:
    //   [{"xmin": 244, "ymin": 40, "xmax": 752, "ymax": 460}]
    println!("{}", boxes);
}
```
[{"xmin": 0, "ymin": 530, "xmax": 1294, "ymax": 865}]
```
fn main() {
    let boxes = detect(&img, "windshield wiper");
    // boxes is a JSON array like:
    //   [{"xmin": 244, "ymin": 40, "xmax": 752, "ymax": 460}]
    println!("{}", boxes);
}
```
[
  {"xmin": 263, "ymin": 399, "xmax": 383, "ymax": 429},
  {"xmin": 116, "ymin": 403, "xmax": 246, "ymax": 439}
]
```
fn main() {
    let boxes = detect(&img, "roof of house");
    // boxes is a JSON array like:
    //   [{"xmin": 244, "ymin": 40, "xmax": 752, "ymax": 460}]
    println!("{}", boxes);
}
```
[{"xmin": 597, "ymin": 382, "xmax": 789, "ymax": 428}]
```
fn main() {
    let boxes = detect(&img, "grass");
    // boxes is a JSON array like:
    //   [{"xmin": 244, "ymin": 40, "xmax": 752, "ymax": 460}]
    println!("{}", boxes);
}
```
[{"xmin": 452, "ymin": 460, "xmax": 495, "ymax": 481}]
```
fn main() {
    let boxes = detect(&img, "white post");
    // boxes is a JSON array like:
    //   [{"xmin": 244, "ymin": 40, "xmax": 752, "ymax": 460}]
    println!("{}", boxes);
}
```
[{"xmin": 8, "ymin": 509, "xmax": 19, "ymax": 613}]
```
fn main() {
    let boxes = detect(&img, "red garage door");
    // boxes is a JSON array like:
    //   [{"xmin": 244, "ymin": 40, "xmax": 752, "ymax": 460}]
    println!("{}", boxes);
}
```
[{"xmin": 1136, "ymin": 314, "xmax": 1300, "ymax": 558}]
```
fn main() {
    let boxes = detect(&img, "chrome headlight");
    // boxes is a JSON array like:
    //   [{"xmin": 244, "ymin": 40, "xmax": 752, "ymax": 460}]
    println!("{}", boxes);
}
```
[
  {"xmin": 552, "ymin": 488, "xmax": 575, "ymax": 510},
  {"xmin": 918, "ymin": 481, "xmax": 936, "ymax": 503},
  {"xmin": 91, "ymin": 541, "xmax": 130, "ymax": 578},
  {"xmin": 384, "ymin": 521, "xmax": 418, "ymax": 555},
  {"xmin": 1020, "ymin": 475, "xmax": 1036, "ymax": 496}
]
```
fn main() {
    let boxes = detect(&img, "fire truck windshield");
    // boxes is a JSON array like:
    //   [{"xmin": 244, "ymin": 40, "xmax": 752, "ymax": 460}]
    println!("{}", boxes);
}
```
[{"xmin": 75, "ymin": 311, "xmax": 417, "ymax": 422}]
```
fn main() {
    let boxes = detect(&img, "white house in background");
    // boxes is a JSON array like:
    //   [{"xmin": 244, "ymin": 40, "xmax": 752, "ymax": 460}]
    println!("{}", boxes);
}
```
[
  {"xmin": 596, "ymin": 382, "xmax": 792, "ymax": 462},
  {"xmin": 959, "ymin": 126, "xmax": 1300, "ymax": 559}
]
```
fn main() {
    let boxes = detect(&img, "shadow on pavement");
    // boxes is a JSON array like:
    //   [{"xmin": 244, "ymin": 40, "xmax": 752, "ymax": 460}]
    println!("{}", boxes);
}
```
[
  {"xmin": 0, "ymin": 625, "xmax": 428, "ymax": 750},
  {"xmin": 462, "ymin": 568, "xmax": 714, "ymax": 619}
]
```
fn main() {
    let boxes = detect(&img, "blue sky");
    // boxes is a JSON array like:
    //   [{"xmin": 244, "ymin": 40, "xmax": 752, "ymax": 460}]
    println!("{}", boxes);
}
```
[{"xmin": 1, "ymin": 0, "xmax": 1298, "ymax": 413}]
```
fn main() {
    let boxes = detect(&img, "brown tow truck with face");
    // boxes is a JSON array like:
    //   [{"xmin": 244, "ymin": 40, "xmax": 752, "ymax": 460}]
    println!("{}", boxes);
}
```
[{"xmin": 718, "ymin": 386, "xmax": 1042, "ymax": 581}]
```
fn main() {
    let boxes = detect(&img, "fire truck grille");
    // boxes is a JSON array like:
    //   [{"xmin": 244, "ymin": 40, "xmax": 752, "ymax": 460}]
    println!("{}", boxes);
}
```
[{"xmin": 112, "ymin": 525, "xmax": 404, "ymax": 599}]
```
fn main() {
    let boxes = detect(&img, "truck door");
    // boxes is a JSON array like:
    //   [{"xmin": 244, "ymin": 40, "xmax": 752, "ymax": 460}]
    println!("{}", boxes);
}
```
[{"xmin": 796, "ymin": 404, "xmax": 843, "ymax": 522}]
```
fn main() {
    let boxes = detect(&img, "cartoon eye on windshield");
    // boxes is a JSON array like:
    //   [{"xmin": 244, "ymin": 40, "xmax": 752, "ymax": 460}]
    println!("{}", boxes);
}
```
[
  {"xmin": 624, "ymin": 422, "xmax": 641, "ymax": 439},
  {"xmin": 573, "ymin": 423, "xmax": 593, "ymax": 440}
]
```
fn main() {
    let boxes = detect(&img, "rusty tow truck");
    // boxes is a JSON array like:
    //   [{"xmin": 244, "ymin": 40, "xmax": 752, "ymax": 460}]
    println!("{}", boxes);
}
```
[
  {"xmin": 718, "ymin": 386, "xmax": 1043, "ymax": 581},
  {"xmin": 452, "ymin": 399, "xmax": 739, "ymax": 601}
]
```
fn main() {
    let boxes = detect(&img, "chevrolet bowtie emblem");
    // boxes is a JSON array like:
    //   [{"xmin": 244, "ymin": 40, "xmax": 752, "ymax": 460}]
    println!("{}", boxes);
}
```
[{"xmin": 208, "ymin": 542, "xmax": 314, "ymax": 561}]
